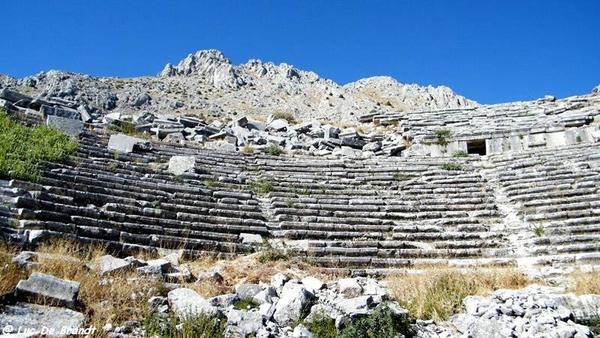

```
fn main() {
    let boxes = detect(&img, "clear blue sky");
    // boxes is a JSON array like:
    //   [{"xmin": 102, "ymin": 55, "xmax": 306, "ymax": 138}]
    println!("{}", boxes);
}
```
[{"xmin": 1, "ymin": 1, "xmax": 598, "ymax": 104}]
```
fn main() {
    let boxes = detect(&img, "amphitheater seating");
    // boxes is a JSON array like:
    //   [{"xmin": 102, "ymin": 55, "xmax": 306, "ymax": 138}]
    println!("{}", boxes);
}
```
[{"xmin": 2, "ymin": 127, "xmax": 599, "ymax": 274}]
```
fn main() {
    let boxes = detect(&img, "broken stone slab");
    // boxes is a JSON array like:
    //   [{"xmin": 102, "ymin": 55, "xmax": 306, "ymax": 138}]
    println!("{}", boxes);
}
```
[
  {"xmin": 267, "ymin": 118, "xmax": 289, "ymax": 132},
  {"xmin": 273, "ymin": 282, "xmax": 311, "ymax": 326},
  {"xmin": 93, "ymin": 254, "xmax": 132, "ymax": 276},
  {"xmin": 167, "ymin": 288, "xmax": 217, "ymax": 319},
  {"xmin": 0, "ymin": 88, "xmax": 32, "ymax": 104},
  {"xmin": 107, "ymin": 134, "xmax": 152, "ymax": 153},
  {"xmin": 165, "ymin": 266, "xmax": 194, "ymax": 283},
  {"xmin": 15, "ymin": 272, "xmax": 80, "ymax": 308},
  {"xmin": 40, "ymin": 105, "xmax": 81, "ymax": 120},
  {"xmin": 362, "ymin": 141, "xmax": 382, "ymax": 152},
  {"xmin": 145, "ymin": 258, "xmax": 172, "ymax": 273},
  {"xmin": 178, "ymin": 116, "xmax": 203, "ymax": 128},
  {"xmin": 77, "ymin": 105, "xmax": 92, "ymax": 123},
  {"xmin": 12, "ymin": 251, "xmax": 39, "ymax": 268},
  {"xmin": 0, "ymin": 302, "xmax": 86, "ymax": 337},
  {"xmin": 240, "ymin": 233, "xmax": 263, "ymax": 245},
  {"xmin": 341, "ymin": 137, "xmax": 367, "ymax": 149},
  {"xmin": 247, "ymin": 121, "xmax": 267, "ymax": 131},
  {"xmin": 233, "ymin": 116, "xmax": 248, "ymax": 128},
  {"xmin": 168, "ymin": 156, "xmax": 195, "ymax": 175},
  {"xmin": 204, "ymin": 141, "xmax": 236, "ymax": 152},
  {"xmin": 46, "ymin": 115, "xmax": 84, "ymax": 137}
]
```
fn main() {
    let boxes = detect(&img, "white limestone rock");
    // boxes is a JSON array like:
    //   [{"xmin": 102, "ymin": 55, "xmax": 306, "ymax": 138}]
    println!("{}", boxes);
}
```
[
  {"xmin": 168, "ymin": 155, "xmax": 195, "ymax": 175},
  {"xmin": 167, "ymin": 288, "xmax": 217, "ymax": 319}
]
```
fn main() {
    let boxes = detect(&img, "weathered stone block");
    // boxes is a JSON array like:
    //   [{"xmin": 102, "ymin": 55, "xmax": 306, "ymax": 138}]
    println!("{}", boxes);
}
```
[
  {"xmin": 46, "ymin": 115, "xmax": 84, "ymax": 137},
  {"xmin": 15, "ymin": 272, "xmax": 80, "ymax": 308}
]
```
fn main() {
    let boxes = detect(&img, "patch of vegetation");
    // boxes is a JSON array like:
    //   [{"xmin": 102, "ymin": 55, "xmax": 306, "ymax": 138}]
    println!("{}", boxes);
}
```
[
  {"xmin": 233, "ymin": 297, "xmax": 260, "ymax": 310},
  {"xmin": 338, "ymin": 304, "xmax": 416, "ymax": 338},
  {"xmin": 107, "ymin": 122, "xmax": 151, "ymax": 140},
  {"xmin": 248, "ymin": 178, "xmax": 273, "ymax": 194},
  {"xmin": 107, "ymin": 162, "xmax": 117, "ymax": 172},
  {"xmin": 393, "ymin": 173, "xmax": 407, "ymax": 181},
  {"xmin": 434, "ymin": 129, "xmax": 451, "ymax": 146},
  {"xmin": 441, "ymin": 162, "xmax": 462, "ymax": 171},
  {"xmin": 242, "ymin": 144, "xmax": 254, "ymax": 155},
  {"xmin": 291, "ymin": 185, "xmax": 310, "ymax": 195},
  {"xmin": 265, "ymin": 143, "xmax": 284, "ymax": 156},
  {"xmin": 285, "ymin": 198, "xmax": 295, "ymax": 209},
  {"xmin": 576, "ymin": 135, "xmax": 583, "ymax": 143},
  {"xmin": 304, "ymin": 314, "xmax": 337, "ymax": 338},
  {"xmin": 273, "ymin": 111, "xmax": 297, "ymax": 124},
  {"xmin": 257, "ymin": 241, "xmax": 289, "ymax": 264},
  {"xmin": 143, "ymin": 311, "xmax": 226, "ymax": 338},
  {"xmin": 151, "ymin": 200, "xmax": 161, "ymax": 209},
  {"xmin": 452, "ymin": 150, "xmax": 468, "ymax": 158},
  {"xmin": 173, "ymin": 175, "xmax": 183, "ymax": 183},
  {"xmin": 0, "ymin": 110, "xmax": 79, "ymax": 182},
  {"xmin": 532, "ymin": 224, "xmax": 545, "ymax": 237},
  {"xmin": 204, "ymin": 179, "xmax": 218, "ymax": 189}
]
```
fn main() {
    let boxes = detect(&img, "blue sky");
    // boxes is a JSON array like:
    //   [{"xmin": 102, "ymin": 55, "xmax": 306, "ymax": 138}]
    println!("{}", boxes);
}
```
[{"xmin": 1, "ymin": 1, "xmax": 598, "ymax": 104}]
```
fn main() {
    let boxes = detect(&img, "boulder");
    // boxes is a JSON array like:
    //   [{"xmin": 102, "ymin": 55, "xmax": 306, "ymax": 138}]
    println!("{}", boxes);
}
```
[
  {"xmin": 273, "ymin": 282, "xmax": 311, "ymax": 326},
  {"xmin": 301, "ymin": 276, "xmax": 324, "ymax": 294},
  {"xmin": 167, "ymin": 288, "xmax": 217, "ymax": 319},
  {"xmin": 338, "ymin": 278, "xmax": 363, "ymax": 298},
  {"xmin": 236, "ymin": 284, "xmax": 264, "ymax": 300},
  {"xmin": 15, "ymin": 272, "xmax": 80, "ymax": 308},
  {"xmin": 226, "ymin": 309, "xmax": 263, "ymax": 337}
]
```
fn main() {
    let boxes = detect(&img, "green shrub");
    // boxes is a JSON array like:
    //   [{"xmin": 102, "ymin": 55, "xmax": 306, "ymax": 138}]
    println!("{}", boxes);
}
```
[
  {"xmin": 393, "ymin": 173, "xmax": 407, "ymax": 181},
  {"xmin": 265, "ymin": 144, "xmax": 284, "ymax": 156},
  {"xmin": 305, "ymin": 314, "xmax": 337, "ymax": 338},
  {"xmin": 338, "ymin": 304, "xmax": 416, "ymax": 338},
  {"xmin": 441, "ymin": 162, "xmax": 462, "ymax": 171},
  {"xmin": 452, "ymin": 150, "xmax": 468, "ymax": 158},
  {"xmin": 576, "ymin": 135, "xmax": 583, "ymax": 143},
  {"xmin": 143, "ymin": 311, "xmax": 226, "ymax": 338},
  {"xmin": 233, "ymin": 297, "xmax": 260, "ymax": 310},
  {"xmin": 248, "ymin": 178, "xmax": 273, "ymax": 194},
  {"xmin": 204, "ymin": 179, "xmax": 218, "ymax": 188},
  {"xmin": 434, "ymin": 129, "xmax": 451, "ymax": 146},
  {"xmin": 0, "ymin": 110, "xmax": 79, "ymax": 182}
]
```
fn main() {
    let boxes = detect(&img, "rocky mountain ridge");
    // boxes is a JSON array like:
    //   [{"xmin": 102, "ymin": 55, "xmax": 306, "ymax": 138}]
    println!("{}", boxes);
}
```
[{"xmin": 1, "ymin": 49, "xmax": 476, "ymax": 121}]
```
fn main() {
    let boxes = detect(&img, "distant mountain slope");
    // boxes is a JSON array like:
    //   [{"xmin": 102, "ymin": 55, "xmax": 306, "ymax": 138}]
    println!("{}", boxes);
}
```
[{"xmin": 0, "ymin": 49, "xmax": 476, "ymax": 121}]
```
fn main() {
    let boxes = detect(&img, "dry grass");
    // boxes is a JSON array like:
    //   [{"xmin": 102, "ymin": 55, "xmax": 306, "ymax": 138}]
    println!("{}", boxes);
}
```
[
  {"xmin": 386, "ymin": 268, "xmax": 533, "ymax": 322},
  {"xmin": 0, "ymin": 246, "xmax": 29, "ymax": 295},
  {"xmin": 570, "ymin": 270, "xmax": 600, "ymax": 295}
]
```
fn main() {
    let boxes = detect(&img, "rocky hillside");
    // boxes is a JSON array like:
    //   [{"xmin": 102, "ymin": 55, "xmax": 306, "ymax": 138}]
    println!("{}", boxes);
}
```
[{"xmin": 0, "ymin": 49, "xmax": 475, "ymax": 121}]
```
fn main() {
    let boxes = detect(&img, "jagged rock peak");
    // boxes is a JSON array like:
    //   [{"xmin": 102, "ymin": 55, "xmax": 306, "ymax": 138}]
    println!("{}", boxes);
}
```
[{"xmin": 159, "ymin": 49, "xmax": 245, "ymax": 89}]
